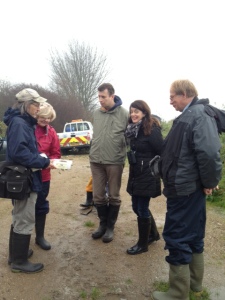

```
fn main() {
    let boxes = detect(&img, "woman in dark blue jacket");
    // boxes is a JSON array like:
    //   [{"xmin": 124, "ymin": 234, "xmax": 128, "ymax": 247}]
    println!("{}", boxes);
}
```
[
  {"xmin": 3, "ymin": 88, "xmax": 53, "ymax": 274},
  {"xmin": 125, "ymin": 100, "xmax": 163, "ymax": 255}
]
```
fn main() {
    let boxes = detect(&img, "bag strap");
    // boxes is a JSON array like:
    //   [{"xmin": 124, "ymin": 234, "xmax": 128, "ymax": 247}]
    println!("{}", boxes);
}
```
[{"xmin": 6, "ymin": 165, "xmax": 28, "ymax": 174}]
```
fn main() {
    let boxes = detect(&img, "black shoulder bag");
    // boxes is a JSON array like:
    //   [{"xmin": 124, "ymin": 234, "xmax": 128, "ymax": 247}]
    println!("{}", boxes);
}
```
[{"xmin": 0, "ymin": 161, "xmax": 33, "ymax": 200}]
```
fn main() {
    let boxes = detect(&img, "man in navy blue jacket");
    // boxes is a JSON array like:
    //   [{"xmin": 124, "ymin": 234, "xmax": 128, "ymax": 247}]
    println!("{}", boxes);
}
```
[
  {"xmin": 4, "ymin": 88, "xmax": 55, "ymax": 274},
  {"xmin": 152, "ymin": 80, "xmax": 222, "ymax": 300}
]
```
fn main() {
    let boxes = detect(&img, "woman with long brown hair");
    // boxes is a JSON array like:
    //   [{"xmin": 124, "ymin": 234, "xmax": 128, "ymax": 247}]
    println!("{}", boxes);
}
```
[{"xmin": 125, "ymin": 100, "xmax": 163, "ymax": 255}]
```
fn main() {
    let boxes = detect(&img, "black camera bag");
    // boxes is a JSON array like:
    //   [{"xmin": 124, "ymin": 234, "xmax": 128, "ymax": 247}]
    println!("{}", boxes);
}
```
[
  {"xmin": 0, "ymin": 161, "xmax": 32, "ymax": 200},
  {"xmin": 127, "ymin": 150, "xmax": 137, "ymax": 165}
]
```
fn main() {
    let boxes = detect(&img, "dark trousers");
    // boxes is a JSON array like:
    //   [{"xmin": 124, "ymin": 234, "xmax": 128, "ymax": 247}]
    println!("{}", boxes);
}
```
[
  {"xmin": 35, "ymin": 181, "xmax": 50, "ymax": 215},
  {"xmin": 163, "ymin": 189, "xmax": 206, "ymax": 265},
  {"xmin": 131, "ymin": 195, "xmax": 150, "ymax": 218}
]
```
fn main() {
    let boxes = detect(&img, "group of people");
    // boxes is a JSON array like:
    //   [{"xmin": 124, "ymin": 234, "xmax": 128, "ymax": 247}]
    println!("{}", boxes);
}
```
[
  {"xmin": 85, "ymin": 81, "xmax": 222, "ymax": 300},
  {"xmin": 4, "ymin": 80, "xmax": 222, "ymax": 300}
]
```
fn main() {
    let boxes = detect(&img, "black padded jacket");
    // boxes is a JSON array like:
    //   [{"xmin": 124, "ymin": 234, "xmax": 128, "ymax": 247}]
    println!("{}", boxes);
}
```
[{"xmin": 126, "ymin": 124, "xmax": 163, "ymax": 198}]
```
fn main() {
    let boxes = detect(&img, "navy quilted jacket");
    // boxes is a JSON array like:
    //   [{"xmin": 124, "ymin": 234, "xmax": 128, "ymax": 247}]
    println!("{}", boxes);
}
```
[{"xmin": 3, "ymin": 107, "xmax": 50, "ymax": 192}]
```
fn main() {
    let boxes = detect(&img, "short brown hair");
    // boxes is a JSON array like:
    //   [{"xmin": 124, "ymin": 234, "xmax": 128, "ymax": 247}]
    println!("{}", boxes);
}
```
[{"xmin": 98, "ymin": 83, "xmax": 115, "ymax": 96}]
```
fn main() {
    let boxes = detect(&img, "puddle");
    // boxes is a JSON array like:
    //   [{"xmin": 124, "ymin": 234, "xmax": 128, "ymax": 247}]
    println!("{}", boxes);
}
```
[{"xmin": 210, "ymin": 287, "xmax": 225, "ymax": 300}]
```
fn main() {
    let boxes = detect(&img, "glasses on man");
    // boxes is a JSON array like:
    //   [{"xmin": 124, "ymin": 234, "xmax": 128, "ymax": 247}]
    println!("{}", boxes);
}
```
[
  {"xmin": 170, "ymin": 94, "xmax": 184, "ymax": 101},
  {"xmin": 31, "ymin": 102, "xmax": 40, "ymax": 108},
  {"xmin": 170, "ymin": 94, "xmax": 176, "ymax": 100}
]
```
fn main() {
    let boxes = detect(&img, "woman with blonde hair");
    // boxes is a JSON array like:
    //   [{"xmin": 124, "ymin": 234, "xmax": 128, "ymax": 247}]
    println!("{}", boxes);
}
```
[{"xmin": 34, "ymin": 103, "xmax": 61, "ymax": 250}]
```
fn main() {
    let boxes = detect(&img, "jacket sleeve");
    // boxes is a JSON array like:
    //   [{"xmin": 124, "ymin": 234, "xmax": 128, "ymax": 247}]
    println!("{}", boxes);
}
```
[
  {"xmin": 193, "ymin": 114, "xmax": 222, "ymax": 188},
  {"xmin": 7, "ymin": 120, "xmax": 50, "ymax": 169},
  {"xmin": 48, "ymin": 127, "xmax": 61, "ymax": 159}
]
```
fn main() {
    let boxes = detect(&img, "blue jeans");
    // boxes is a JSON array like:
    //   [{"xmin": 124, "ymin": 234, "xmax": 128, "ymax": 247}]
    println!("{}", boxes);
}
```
[
  {"xmin": 163, "ymin": 189, "xmax": 206, "ymax": 265},
  {"xmin": 131, "ymin": 195, "xmax": 150, "ymax": 218},
  {"xmin": 35, "ymin": 181, "xmax": 50, "ymax": 215}
]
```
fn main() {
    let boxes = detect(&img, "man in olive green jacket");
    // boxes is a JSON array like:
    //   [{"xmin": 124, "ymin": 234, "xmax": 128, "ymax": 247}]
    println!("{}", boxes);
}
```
[{"xmin": 89, "ymin": 83, "xmax": 128, "ymax": 243}]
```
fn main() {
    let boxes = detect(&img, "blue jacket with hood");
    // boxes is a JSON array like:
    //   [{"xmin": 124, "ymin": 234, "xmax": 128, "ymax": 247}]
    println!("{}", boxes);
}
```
[{"xmin": 3, "ymin": 107, "xmax": 50, "ymax": 192}]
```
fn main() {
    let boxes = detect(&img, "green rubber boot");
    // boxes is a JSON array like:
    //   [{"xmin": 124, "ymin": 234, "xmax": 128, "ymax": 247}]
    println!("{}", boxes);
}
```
[
  {"xmin": 190, "ymin": 252, "xmax": 204, "ymax": 292},
  {"xmin": 152, "ymin": 264, "xmax": 190, "ymax": 300}
]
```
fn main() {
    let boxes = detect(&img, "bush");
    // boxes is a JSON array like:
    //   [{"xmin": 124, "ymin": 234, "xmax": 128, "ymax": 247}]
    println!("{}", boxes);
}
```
[{"xmin": 0, "ymin": 121, "xmax": 7, "ymax": 137}]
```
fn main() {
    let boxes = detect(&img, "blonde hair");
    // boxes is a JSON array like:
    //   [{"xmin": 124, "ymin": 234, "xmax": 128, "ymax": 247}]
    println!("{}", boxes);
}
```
[
  {"xmin": 170, "ymin": 79, "xmax": 198, "ymax": 98},
  {"xmin": 37, "ymin": 103, "xmax": 56, "ymax": 121}
]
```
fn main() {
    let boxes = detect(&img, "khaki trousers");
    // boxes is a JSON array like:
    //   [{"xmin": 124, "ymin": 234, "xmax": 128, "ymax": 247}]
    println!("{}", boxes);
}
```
[
  {"xmin": 12, "ymin": 192, "xmax": 37, "ymax": 235},
  {"xmin": 90, "ymin": 163, "xmax": 123, "ymax": 206}
]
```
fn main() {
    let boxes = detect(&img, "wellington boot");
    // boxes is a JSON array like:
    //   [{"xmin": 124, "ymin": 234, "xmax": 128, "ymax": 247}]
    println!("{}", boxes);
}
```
[
  {"xmin": 127, "ymin": 217, "xmax": 150, "ymax": 255},
  {"xmin": 148, "ymin": 210, "xmax": 160, "ymax": 245},
  {"xmin": 8, "ymin": 225, "xmax": 33, "ymax": 265},
  {"xmin": 9, "ymin": 249, "xmax": 33, "ymax": 265},
  {"xmin": 102, "ymin": 228, "xmax": 114, "ymax": 243},
  {"xmin": 190, "ymin": 252, "xmax": 204, "ymax": 292},
  {"xmin": 102, "ymin": 205, "xmax": 120, "ymax": 243},
  {"xmin": 92, "ymin": 205, "xmax": 108, "ymax": 239},
  {"xmin": 152, "ymin": 264, "xmax": 190, "ymax": 300},
  {"xmin": 80, "ymin": 192, "xmax": 94, "ymax": 207},
  {"xmin": 92, "ymin": 225, "xmax": 107, "ymax": 239},
  {"xmin": 11, "ymin": 232, "xmax": 44, "ymax": 274},
  {"xmin": 148, "ymin": 233, "xmax": 160, "ymax": 245},
  {"xmin": 127, "ymin": 243, "xmax": 149, "ymax": 255},
  {"xmin": 35, "ymin": 214, "xmax": 51, "ymax": 250}
]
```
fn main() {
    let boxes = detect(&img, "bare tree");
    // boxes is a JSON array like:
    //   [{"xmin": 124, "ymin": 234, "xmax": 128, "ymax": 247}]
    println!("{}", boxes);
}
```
[
  {"xmin": 0, "ymin": 80, "xmax": 86, "ymax": 133},
  {"xmin": 49, "ymin": 40, "xmax": 109, "ymax": 113}
]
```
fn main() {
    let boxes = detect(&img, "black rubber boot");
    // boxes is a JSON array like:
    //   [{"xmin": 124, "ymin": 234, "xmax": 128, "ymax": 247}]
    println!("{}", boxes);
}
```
[
  {"xmin": 102, "ymin": 205, "xmax": 120, "ymax": 243},
  {"xmin": 11, "ymin": 232, "xmax": 44, "ymax": 273},
  {"xmin": 148, "ymin": 211, "xmax": 160, "ymax": 245},
  {"xmin": 80, "ymin": 191, "xmax": 94, "ymax": 207},
  {"xmin": 35, "ymin": 214, "xmax": 51, "ymax": 250},
  {"xmin": 8, "ymin": 225, "xmax": 33, "ymax": 265},
  {"xmin": 92, "ymin": 205, "xmax": 108, "ymax": 239},
  {"xmin": 127, "ymin": 217, "xmax": 151, "ymax": 255}
]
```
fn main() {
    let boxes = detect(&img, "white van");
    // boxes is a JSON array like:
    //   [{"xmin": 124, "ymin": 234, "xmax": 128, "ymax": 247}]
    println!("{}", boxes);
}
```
[{"xmin": 57, "ymin": 119, "xmax": 93, "ymax": 154}]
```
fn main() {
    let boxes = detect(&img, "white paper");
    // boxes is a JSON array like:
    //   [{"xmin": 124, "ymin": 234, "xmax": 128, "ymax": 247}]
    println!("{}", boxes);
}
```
[{"xmin": 52, "ymin": 159, "xmax": 73, "ymax": 170}]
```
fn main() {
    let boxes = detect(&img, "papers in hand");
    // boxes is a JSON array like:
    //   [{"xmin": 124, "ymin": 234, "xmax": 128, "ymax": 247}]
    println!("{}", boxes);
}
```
[{"xmin": 52, "ymin": 159, "xmax": 73, "ymax": 170}]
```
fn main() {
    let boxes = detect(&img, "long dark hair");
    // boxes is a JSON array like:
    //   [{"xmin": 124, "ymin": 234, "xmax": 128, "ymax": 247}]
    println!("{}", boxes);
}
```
[{"xmin": 128, "ymin": 100, "xmax": 160, "ymax": 135}]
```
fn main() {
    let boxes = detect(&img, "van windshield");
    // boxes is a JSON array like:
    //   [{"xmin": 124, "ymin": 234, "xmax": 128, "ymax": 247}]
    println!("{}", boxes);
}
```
[{"xmin": 77, "ymin": 123, "xmax": 90, "ymax": 131}]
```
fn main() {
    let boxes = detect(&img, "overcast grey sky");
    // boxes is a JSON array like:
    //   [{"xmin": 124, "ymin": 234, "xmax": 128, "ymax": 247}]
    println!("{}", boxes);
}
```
[{"xmin": 1, "ymin": 0, "xmax": 225, "ymax": 120}]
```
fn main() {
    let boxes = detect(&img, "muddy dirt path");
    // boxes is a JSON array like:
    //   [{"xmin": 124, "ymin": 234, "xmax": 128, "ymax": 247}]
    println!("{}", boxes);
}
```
[{"xmin": 0, "ymin": 154, "xmax": 225, "ymax": 300}]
